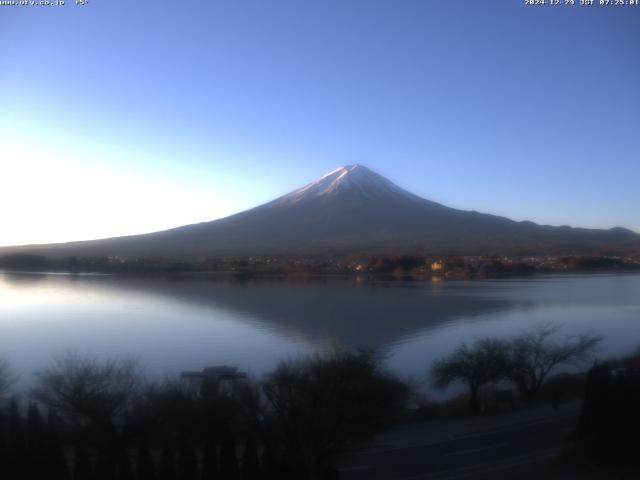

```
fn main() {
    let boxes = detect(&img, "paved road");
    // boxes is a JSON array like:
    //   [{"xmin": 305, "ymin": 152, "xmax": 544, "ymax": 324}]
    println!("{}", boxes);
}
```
[{"xmin": 339, "ymin": 410, "xmax": 579, "ymax": 479}]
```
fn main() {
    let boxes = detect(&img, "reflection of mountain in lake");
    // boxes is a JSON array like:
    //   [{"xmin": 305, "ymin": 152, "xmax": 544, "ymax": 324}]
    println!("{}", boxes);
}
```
[
  {"xmin": 26, "ymin": 274, "xmax": 520, "ymax": 352},
  {"xmin": 4, "ymin": 272, "xmax": 640, "ymax": 391}
]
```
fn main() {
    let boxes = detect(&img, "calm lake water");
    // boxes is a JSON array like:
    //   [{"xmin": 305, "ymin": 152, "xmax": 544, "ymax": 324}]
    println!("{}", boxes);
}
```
[{"xmin": 1, "ymin": 272, "xmax": 639, "ymax": 395}]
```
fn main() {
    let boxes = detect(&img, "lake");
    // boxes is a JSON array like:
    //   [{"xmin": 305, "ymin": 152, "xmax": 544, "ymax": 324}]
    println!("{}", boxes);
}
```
[{"xmin": 1, "ymin": 272, "xmax": 639, "ymax": 396}]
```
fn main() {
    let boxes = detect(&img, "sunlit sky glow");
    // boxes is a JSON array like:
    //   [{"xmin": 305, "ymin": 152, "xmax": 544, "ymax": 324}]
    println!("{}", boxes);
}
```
[{"xmin": 1, "ymin": 1, "xmax": 639, "ymax": 246}]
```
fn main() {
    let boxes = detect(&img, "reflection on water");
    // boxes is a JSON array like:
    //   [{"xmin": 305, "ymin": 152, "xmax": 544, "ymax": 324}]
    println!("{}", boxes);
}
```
[{"xmin": 1, "ymin": 272, "xmax": 639, "ymax": 392}]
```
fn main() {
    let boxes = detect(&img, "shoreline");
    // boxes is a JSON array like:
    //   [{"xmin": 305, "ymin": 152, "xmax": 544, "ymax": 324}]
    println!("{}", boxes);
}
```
[{"xmin": 2, "ymin": 267, "xmax": 640, "ymax": 282}]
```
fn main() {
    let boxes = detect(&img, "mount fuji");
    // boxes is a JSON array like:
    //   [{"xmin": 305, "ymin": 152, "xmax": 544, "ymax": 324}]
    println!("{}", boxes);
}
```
[{"xmin": 3, "ymin": 165, "xmax": 639, "ymax": 259}]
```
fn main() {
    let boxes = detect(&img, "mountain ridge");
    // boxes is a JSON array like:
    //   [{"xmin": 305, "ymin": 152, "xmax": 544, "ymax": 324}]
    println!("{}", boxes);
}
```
[{"xmin": 1, "ymin": 165, "xmax": 638, "ymax": 259}]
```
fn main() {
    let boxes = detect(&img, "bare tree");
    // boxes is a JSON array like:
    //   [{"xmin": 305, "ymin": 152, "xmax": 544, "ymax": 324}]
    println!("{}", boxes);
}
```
[
  {"xmin": 262, "ymin": 349, "xmax": 409, "ymax": 478},
  {"xmin": 506, "ymin": 323, "xmax": 602, "ymax": 400},
  {"xmin": 432, "ymin": 338, "xmax": 509, "ymax": 413},
  {"xmin": 31, "ymin": 352, "xmax": 142, "ymax": 431}
]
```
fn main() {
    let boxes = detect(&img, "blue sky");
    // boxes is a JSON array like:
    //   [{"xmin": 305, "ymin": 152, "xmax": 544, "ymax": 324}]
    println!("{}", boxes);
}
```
[{"xmin": 1, "ymin": 1, "xmax": 639, "ymax": 245}]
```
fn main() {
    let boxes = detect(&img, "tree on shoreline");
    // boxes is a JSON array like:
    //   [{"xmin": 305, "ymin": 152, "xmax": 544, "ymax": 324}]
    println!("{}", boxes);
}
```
[
  {"xmin": 432, "ymin": 326, "xmax": 602, "ymax": 411},
  {"xmin": 31, "ymin": 352, "xmax": 142, "ymax": 431},
  {"xmin": 432, "ymin": 338, "xmax": 509, "ymax": 413},
  {"xmin": 506, "ymin": 324, "xmax": 601, "ymax": 401}
]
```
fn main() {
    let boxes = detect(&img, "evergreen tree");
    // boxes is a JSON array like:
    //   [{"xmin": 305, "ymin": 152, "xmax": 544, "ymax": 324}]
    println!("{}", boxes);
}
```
[
  {"xmin": 241, "ymin": 437, "xmax": 260, "ymax": 480},
  {"xmin": 159, "ymin": 444, "xmax": 177, "ymax": 480},
  {"xmin": 73, "ymin": 446, "xmax": 94, "ymax": 480},
  {"xmin": 8, "ymin": 399, "xmax": 25, "ymax": 451},
  {"xmin": 0, "ymin": 411, "xmax": 9, "ymax": 480},
  {"xmin": 118, "ymin": 450, "xmax": 134, "ymax": 480},
  {"xmin": 27, "ymin": 403, "xmax": 47, "ymax": 480},
  {"xmin": 178, "ymin": 439, "xmax": 199, "ymax": 480},
  {"xmin": 260, "ymin": 443, "xmax": 294, "ymax": 480},
  {"xmin": 46, "ymin": 410, "xmax": 70, "ymax": 480},
  {"xmin": 137, "ymin": 442, "xmax": 157, "ymax": 480},
  {"xmin": 95, "ymin": 450, "xmax": 117, "ymax": 480},
  {"xmin": 219, "ymin": 427, "xmax": 240, "ymax": 480},
  {"xmin": 578, "ymin": 361, "xmax": 640, "ymax": 466},
  {"xmin": 201, "ymin": 440, "xmax": 219, "ymax": 480},
  {"xmin": 8, "ymin": 399, "xmax": 26, "ymax": 480},
  {"xmin": 260, "ymin": 443, "xmax": 278, "ymax": 480},
  {"xmin": 27, "ymin": 403, "xmax": 46, "ymax": 452},
  {"xmin": 578, "ymin": 362, "xmax": 612, "ymax": 463}
]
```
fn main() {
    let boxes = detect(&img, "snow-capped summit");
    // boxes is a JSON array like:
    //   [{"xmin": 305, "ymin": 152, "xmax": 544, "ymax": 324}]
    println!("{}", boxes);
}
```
[
  {"xmin": 274, "ymin": 164, "xmax": 420, "ymax": 206},
  {"xmin": 3, "ymin": 165, "xmax": 638, "ymax": 259}
]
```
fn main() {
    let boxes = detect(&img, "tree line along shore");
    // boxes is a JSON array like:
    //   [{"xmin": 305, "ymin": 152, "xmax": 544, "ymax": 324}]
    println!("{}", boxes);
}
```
[{"xmin": 1, "ymin": 252, "xmax": 639, "ymax": 277}]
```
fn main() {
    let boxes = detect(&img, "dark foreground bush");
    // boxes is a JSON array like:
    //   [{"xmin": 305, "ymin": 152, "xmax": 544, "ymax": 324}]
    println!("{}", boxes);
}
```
[
  {"xmin": 262, "ymin": 350, "xmax": 410, "ymax": 478},
  {"xmin": 0, "ymin": 349, "xmax": 409, "ymax": 480},
  {"xmin": 577, "ymin": 357, "xmax": 640, "ymax": 466}
]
